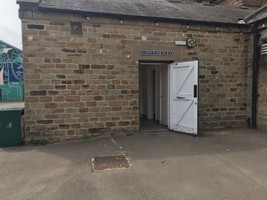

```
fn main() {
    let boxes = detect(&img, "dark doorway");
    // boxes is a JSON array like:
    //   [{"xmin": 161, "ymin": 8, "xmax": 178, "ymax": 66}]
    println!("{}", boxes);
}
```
[{"xmin": 139, "ymin": 61, "xmax": 172, "ymax": 132}]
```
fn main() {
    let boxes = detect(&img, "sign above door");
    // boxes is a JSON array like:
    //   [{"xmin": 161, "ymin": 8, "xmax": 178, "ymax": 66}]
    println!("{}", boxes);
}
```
[
  {"xmin": 141, "ymin": 50, "xmax": 173, "ymax": 56},
  {"xmin": 132, "ymin": 44, "xmax": 181, "ymax": 61}
]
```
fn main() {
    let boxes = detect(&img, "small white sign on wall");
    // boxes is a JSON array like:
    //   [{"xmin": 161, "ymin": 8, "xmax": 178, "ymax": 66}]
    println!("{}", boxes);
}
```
[
  {"xmin": 175, "ymin": 41, "xmax": 186, "ymax": 46},
  {"xmin": 141, "ymin": 50, "xmax": 173, "ymax": 56}
]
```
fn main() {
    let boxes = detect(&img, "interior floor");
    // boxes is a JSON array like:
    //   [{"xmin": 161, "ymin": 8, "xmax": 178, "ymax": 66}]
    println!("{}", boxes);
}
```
[{"xmin": 140, "ymin": 116, "xmax": 168, "ymax": 132}]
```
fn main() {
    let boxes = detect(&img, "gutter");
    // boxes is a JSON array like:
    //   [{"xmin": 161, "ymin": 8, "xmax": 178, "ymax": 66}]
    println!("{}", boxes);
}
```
[{"xmin": 251, "ymin": 23, "xmax": 260, "ymax": 128}]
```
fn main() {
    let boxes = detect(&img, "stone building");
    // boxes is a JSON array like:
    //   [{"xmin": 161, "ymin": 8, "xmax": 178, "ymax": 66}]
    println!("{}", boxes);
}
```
[
  {"xmin": 245, "ymin": 6, "xmax": 267, "ymax": 130},
  {"xmin": 17, "ymin": 0, "xmax": 267, "ymax": 142}
]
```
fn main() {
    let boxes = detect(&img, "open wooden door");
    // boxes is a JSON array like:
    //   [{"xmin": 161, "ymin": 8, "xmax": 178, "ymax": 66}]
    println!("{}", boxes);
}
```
[{"xmin": 169, "ymin": 61, "xmax": 198, "ymax": 135}]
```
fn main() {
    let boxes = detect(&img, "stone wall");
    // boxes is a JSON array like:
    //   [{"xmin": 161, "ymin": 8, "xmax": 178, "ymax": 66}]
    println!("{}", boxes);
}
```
[
  {"xmin": 180, "ymin": 29, "xmax": 251, "ymax": 129},
  {"xmin": 20, "ymin": 9, "xmax": 251, "ymax": 142},
  {"xmin": 217, "ymin": 0, "xmax": 267, "ymax": 7},
  {"xmin": 242, "ymin": 0, "xmax": 267, "ymax": 6},
  {"xmin": 257, "ymin": 28, "xmax": 267, "ymax": 130}
]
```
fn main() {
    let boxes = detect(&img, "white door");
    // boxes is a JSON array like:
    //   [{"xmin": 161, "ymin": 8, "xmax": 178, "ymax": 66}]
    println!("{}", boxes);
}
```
[{"xmin": 169, "ymin": 61, "xmax": 198, "ymax": 135}]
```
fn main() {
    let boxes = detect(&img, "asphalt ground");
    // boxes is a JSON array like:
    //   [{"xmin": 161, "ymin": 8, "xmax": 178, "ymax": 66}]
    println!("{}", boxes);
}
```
[{"xmin": 1, "ymin": 128, "xmax": 267, "ymax": 200}]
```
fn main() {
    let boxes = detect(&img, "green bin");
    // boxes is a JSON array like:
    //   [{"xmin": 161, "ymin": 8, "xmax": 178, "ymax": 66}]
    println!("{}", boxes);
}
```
[{"xmin": 0, "ymin": 108, "xmax": 25, "ymax": 147}]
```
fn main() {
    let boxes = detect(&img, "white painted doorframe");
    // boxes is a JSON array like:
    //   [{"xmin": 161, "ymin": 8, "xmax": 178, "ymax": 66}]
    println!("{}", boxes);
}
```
[
  {"xmin": 139, "ymin": 61, "xmax": 198, "ymax": 134},
  {"xmin": 159, "ymin": 66, "xmax": 169, "ymax": 126}
]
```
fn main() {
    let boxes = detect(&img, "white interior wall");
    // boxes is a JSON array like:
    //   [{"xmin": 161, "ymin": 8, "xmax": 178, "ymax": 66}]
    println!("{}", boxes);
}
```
[
  {"xmin": 139, "ymin": 64, "xmax": 169, "ymax": 125},
  {"xmin": 139, "ymin": 67, "xmax": 144, "ymax": 115},
  {"xmin": 147, "ymin": 67, "xmax": 153, "ymax": 119},
  {"xmin": 160, "ymin": 65, "xmax": 169, "ymax": 125},
  {"xmin": 140, "ymin": 66, "xmax": 148, "ymax": 116},
  {"xmin": 156, "ymin": 68, "xmax": 161, "ymax": 121}
]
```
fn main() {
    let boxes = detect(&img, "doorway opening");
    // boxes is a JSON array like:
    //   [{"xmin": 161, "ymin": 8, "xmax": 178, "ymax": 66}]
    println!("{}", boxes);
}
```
[{"xmin": 139, "ymin": 61, "xmax": 172, "ymax": 132}]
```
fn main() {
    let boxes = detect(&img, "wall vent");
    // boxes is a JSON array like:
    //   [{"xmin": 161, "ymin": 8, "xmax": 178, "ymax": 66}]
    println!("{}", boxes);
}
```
[
  {"xmin": 27, "ymin": 24, "xmax": 44, "ymax": 30},
  {"xmin": 261, "ymin": 43, "xmax": 267, "ymax": 55},
  {"xmin": 71, "ymin": 22, "xmax": 83, "ymax": 35},
  {"xmin": 168, "ymin": 0, "xmax": 181, "ymax": 3}
]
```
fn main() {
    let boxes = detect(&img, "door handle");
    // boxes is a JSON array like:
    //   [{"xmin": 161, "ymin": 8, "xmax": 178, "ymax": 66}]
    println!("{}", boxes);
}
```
[
  {"xmin": 176, "ymin": 96, "xmax": 190, "ymax": 101},
  {"xmin": 176, "ymin": 96, "xmax": 185, "ymax": 100},
  {"xmin": 194, "ymin": 85, "xmax": 197, "ymax": 98}
]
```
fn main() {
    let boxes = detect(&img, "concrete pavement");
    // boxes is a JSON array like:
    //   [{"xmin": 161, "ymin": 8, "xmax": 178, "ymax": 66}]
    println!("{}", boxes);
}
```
[{"xmin": 1, "ymin": 129, "xmax": 267, "ymax": 200}]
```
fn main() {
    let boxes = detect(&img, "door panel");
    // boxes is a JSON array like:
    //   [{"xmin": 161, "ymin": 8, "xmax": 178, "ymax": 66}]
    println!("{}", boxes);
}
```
[{"xmin": 169, "ymin": 61, "xmax": 198, "ymax": 135}]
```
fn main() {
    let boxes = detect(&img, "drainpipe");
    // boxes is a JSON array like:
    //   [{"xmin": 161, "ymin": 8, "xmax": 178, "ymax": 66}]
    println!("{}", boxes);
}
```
[{"xmin": 251, "ymin": 23, "xmax": 260, "ymax": 128}]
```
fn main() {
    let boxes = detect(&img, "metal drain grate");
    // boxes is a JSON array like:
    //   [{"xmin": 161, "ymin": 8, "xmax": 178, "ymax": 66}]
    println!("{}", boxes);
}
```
[{"xmin": 92, "ymin": 155, "xmax": 130, "ymax": 171}]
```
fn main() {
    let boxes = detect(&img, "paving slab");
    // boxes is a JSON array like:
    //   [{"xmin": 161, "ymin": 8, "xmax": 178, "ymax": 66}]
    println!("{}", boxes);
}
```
[{"xmin": 1, "ymin": 129, "xmax": 267, "ymax": 200}]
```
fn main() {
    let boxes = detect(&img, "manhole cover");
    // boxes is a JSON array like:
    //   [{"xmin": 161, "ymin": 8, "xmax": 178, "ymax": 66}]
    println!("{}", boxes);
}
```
[{"xmin": 92, "ymin": 155, "xmax": 130, "ymax": 171}]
